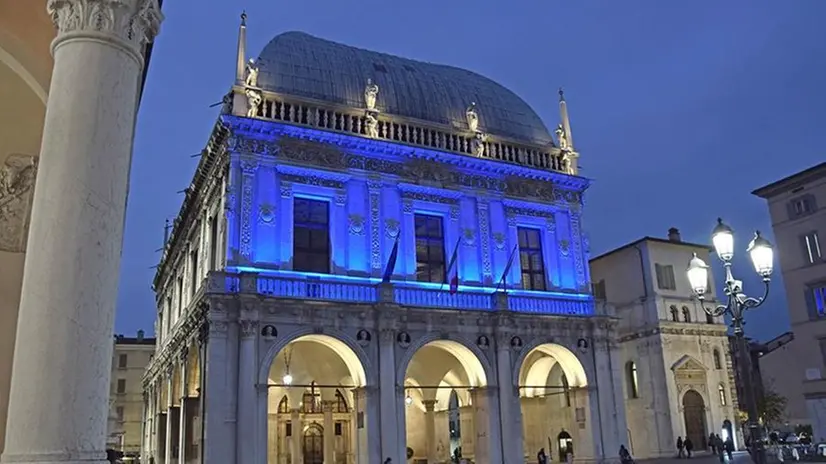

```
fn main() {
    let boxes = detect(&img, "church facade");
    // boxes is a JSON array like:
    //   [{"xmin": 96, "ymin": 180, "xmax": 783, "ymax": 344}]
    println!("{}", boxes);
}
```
[
  {"xmin": 590, "ymin": 229, "xmax": 743, "ymax": 459},
  {"xmin": 141, "ymin": 17, "xmax": 627, "ymax": 464}
]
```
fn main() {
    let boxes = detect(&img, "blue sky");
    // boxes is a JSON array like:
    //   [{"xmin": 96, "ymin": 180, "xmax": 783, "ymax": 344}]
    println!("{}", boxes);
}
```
[{"xmin": 118, "ymin": 0, "xmax": 826, "ymax": 341}]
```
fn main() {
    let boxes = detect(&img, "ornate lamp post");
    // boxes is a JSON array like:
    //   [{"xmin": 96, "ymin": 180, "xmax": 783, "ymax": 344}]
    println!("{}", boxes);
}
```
[{"xmin": 686, "ymin": 218, "xmax": 774, "ymax": 464}]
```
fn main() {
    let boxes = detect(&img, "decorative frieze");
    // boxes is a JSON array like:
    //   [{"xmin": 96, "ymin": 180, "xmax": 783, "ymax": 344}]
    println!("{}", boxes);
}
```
[
  {"xmin": 368, "ymin": 182, "xmax": 382, "ymax": 271},
  {"xmin": 569, "ymin": 213, "xmax": 587, "ymax": 288},
  {"xmin": 401, "ymin": 191, "xmax": 458, "ymax": 206},
  {"xmin": 239, "ymin": 161, "xmax": 258, "ymax": 259},
  {"xmin": 280, "ymin": 173, "xmax": 344, "ymax": 190}
]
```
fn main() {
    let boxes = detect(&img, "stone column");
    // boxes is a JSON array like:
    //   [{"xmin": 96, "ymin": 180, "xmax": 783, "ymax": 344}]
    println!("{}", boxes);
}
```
[
  {"xmin": 495, "ymin": 333, "xmax": 524, "ymax": 464},
  {"xmin": 290, "ymin": 409, "xmax": 302, "ymax": 464},
  {"xmin": 322, "ymin": 401, "xmax": 335, "ymax": 464},
  {"xmin": 165, "ymin": 373, "xmax": 174, "ymax": 464},
  {"xmin": 1, "ymin": 1, "xmax": 163, "ymax": 464},
  {"xmin": 377, "ymin": 329, "xmax": 401, "ymax": 463},
  {"xmin": 178, "ymin": 353, "xmax": 188, "ymax": 464},
  {"xmin": 471, "ymin": 388, "xmax": 492, "ymax": 464},
  {"xmin": 423, "ymin": 400, "xmax": 437, "ymax": 464},
  {"xmin": 236, "ymin": 318, "xmax": 258, "ymax": 464}
]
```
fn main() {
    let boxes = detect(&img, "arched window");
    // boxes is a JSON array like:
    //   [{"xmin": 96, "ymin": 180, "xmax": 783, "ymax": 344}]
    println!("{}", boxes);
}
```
[
  {"xmin": 682, "ymin": 306, "xmax": 691, "ymax": 323},
  {"xmin": 335, "ymin": 389, "xmax": 349, "ymax": 412},
  {"xmin": 718, "ymin": 384, "xmax": 727, "ymax": 406},
  {"xmin": 670, "ymin": 305, "xmax": 679, "ymax": 322},
  {"xmin": 561, "ymin": 374, "xmax": 571, "ymax": 407},
  {"xmin": 626, "ymin": 361, "xmax": 639, "ymax": 399},
  {"xmin": 278, "ymin": 396, "xmax": 290, "ymax": 413},
  {"xmin": 713, "ymin": 349, "xmax": 722, "ymax": 370}
]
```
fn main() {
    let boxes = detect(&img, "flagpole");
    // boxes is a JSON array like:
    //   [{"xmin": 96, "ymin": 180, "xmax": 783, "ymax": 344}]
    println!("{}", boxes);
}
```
[
  {"xmin": 440, "ymin": 236, "xmax": 462, "ymax": 291},
  {"xmin": 496, "ymin": 244, "xmax": 518, "ymax": 294}
]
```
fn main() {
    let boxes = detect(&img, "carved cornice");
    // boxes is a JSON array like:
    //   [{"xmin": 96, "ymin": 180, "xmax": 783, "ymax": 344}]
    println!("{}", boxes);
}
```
[
  {"xmin": 48, "ymin": 0, "xmax": 164, "ymax": 55},
  {"xmin": 618, "ymin": 324, "xmax": 729, "ymax": 343}
]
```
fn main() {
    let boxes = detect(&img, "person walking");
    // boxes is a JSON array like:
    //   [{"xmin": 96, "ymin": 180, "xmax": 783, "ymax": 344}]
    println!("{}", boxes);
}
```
[
  {"xmin": 724, "ymin": 436, "xmax": 734, "ymax": 461},
  {"xmin": 538, "ymin": 448, "xmax": 549, "ymax": 464},
  {"xmin": 709, "ymin": 433, "xmax": 717, "ymax": 455},
  {"xmin": 684, "ymin": 437, "xmax": 694, "ymax": 458},
  {"xmin": 677, "ymin": 437, "xmax": 685, "ymax": 458},
  {"xmin": 619, "ymin": 445, "xmax": 634, "ymax": 464}
]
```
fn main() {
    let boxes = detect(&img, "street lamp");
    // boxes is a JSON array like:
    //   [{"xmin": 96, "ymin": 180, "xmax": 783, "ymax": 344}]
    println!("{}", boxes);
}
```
[{"xmin": 686, "ymin": 218, "xmax": 774, "ymax": 464}]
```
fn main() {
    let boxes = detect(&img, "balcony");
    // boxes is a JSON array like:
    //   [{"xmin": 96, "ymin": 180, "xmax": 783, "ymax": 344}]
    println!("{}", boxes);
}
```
[{"xmin": 204, "ymin": 271, "xmax": 598, "ymax": 316}]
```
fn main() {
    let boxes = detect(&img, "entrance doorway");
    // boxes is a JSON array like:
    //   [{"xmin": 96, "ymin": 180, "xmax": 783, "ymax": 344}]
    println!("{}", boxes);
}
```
[
  {"xmin": 557, "ymin": 431, "xmax": 573, "ymax": 462},
  {"xmin": 682, "ymin": 390, "xmax": 707, "ymax": 449},
  {"xmin": 303, "ymin": 424, "xmax": 323, "ymax": 464}
]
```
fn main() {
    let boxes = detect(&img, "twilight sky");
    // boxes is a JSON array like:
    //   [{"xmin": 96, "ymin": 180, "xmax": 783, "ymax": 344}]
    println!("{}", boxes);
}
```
[{"xmin": 117, "ymin": 0, "xmax": 826, "ymax": 342}]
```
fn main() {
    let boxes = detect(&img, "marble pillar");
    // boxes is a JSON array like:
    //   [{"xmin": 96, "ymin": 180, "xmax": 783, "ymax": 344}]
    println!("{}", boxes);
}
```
[
  {"xmin": 322, "ymin": 401, "xmax": 335, "ymax": 464},
  {"xmin": 0, "ymin": 1, "xmax": 162, "ymax": 463},
  {"xmin": 423, "ymin": 400, "xmax": 437, "ymax": 464},
  {"xmin": 178, "ymin": 356, "xmax": 188, "ymax": 464},
  {"xmin": 377, "ymin": 329, "xmax": 401, "ymax": 463},
  {"xmin": 496, "ymin": 335, "xmax": 523, "ymax": 464},
  {"xmin": 165, "ymin": 375, "xmax": 174, "ymax": 464},
  {"xmin": 290, "ymin": 409, "xmax": 302, "ymax": 464},
  {"xmin": 236, "ymin": 320, "xmax": 258, "ymax": 464},
  {"xmin": 471, "ymin": 388, "xmax": 491, "ymax": 464}
]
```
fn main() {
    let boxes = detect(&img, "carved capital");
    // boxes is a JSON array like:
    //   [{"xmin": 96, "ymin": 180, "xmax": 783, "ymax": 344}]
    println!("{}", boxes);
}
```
[
  {"xmin": 239, "ymin": 319, "xmax": 258, "ymax": 338},
  {"xmin": 48, "ymin": 0, "xmax": 164, "ymax": 55},
  {"xmin": 334, "ymin": 190, "xmax": 347, "ymax": 206}
]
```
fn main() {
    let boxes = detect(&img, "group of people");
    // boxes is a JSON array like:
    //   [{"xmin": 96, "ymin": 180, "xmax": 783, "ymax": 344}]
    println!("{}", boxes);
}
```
[{"xmin": 708, "ymin": 433, "xmax": 736, "ymax": 462}]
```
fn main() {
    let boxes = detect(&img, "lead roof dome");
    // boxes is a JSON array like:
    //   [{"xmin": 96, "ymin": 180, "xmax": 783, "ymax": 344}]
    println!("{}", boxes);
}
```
[{"xmin": 255, "ymin": 31, "xmax": 553, "ymax": 146}]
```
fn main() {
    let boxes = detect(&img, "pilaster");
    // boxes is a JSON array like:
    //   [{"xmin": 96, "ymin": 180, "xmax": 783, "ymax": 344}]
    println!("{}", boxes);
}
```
[{"xmin": 236, "ymin": 313, "xmax": 259, "ymax": 464}]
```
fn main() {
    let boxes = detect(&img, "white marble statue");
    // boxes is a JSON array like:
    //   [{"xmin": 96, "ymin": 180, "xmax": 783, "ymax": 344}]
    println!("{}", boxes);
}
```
[
  {"xmin": 471, "ymin": 131, "xmax": 486, "ymax": 156},
  {"xmin": 466, "ymin": 102, "xmax": 479, "ymax": 132},
  {"xmin": 364, "ymin": 79, "xmax": 379, "ymax": 111},
  {"xmin": 364, "ymin": 111, "xmax": 379, "ymax": 138},
  {"xmin": 555, "ymin": 123, "xmax": 569, "ymax": 151},
  {"xmin": 245, "ymin": 59, "xmax": 259, "ymax": 87},
  {"xmin": 245, "ymin": 88, "xmax": 262, "ymax": 117}
]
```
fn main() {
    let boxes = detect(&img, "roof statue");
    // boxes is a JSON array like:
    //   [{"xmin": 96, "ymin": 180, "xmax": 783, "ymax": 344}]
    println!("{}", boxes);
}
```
[
  {"xmin": 245, "ymin": 88, "xmax": 261, "ymax": 117},
  {"xmin": 555, "ymin": 124, "xmax": 569, "ymax": 151},
  {"xmin": 364, "ymin": 111, "xmax": 379, "ymax": 138},
  {"xmin": 466, "ymin": 102, "xmax": 479, "ymax": 132},
  {"xmin": 245, "ymin": 59, "xmax": 259, "ymax": 88},
  {"xmin": 364, "ymin": 78, "xmax": 379, "ymax": 111}
]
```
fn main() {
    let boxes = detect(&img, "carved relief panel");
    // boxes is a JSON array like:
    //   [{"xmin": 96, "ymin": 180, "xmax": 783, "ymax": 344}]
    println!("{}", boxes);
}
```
[{"xmin": 0, "ymin": 154, "xmax": 38, "ymax": 253}]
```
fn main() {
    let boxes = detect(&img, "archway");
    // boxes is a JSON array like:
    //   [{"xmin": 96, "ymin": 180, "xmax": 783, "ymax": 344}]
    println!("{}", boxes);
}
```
[
  {"xmin": 517, "ymin": 343, "xmax": 590, "ymax": 463},
  {"xmin": 682, "ymin": 390, "xmax": 708, "ymax": 450},
  {"xmin": 722, "ymin": 419, "xmax": 735, "ymax": 449},
  {"xmin": 402, "ymin": 340, "xmax": 489, "ymax": 464},
  {"xmin": 266, "ymin": 334, "xmax": 368, "ymax": 464}
]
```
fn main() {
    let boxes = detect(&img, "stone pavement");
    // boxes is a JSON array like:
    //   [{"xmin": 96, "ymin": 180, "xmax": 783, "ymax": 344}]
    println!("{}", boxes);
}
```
[{"xmin": 639, "ymin": 451, "xmax": 755, "ymax": 464}]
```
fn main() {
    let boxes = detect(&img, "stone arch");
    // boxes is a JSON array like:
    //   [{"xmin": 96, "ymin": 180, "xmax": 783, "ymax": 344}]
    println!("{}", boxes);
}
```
[
  {"xmin": 0, "ymin": 31, "xmax": 48, "ymax": 104},
  {"xmin": 257, "ymin": 327, "xmax": 372, "ymax": 387},
  {"xmin": 395, "ymin": 334, "xmax": 493, "ymax": 388},
  {"xmin": 513, "ymin": 340, "xmax": 589, "ymax": 390}
]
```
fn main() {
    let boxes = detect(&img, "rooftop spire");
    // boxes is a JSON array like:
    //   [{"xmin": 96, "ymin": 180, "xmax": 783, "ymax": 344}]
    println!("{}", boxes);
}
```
[
  {"xmin": 558, "ymin": 87, "xmax": 565, "ymax": 102},
  {"xmin": 235, "ymin": 11, "xmax": 248, "ymax": 84},
  {"xmin": 558, "ymin": 87, "xmax": 574, "ymax": 152}
]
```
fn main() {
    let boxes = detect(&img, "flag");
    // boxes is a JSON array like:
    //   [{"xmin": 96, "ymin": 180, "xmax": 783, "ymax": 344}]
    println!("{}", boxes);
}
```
[
  {"xmin": 449, "ymin": 270, "xmax": 459, "ymax": 295},
  {"xmin": 496, "ymin": 244, "xmax": 519, "ymax": 292},
  {"xmin": 442, "ymin": 237, "xmax": 461, "ymax": 290},
  {"xmin": 382, "ymin": 233, "xmax": 401, "ymax": 283}
]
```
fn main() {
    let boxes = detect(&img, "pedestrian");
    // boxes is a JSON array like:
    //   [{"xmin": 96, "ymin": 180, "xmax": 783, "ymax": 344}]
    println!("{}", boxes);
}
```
[
  {"xmin": 538, "ymin": 448, "xmax": 548, "ymax": 464},
  {"xmin": 710, "ymin": 433, "xmax": 717, "ymax": 455},
  {"xmin": 677, "ymin": 437, "xmax": 684, "ymax": 458},
  {"xmin": 792, "ymin": 446, "xmax": 800, "ymax": 461},
  {"xmin": 619, "ymin": 445, "xmax": 634, "ymax": 464},
  {"xmin": 384, "ymin": 458, "xmax": 392, "ymax": 464},
  {"xmin": 685, "ymin": 437, "xmax": 694, "ymax": 458}
]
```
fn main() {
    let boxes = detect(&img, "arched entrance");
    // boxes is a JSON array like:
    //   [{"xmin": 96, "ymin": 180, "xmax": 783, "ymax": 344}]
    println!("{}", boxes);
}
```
[
  {"xmin": 682, "ymin": 390, "xmax": 707, "ymax": 450},
  {"xmin": 517, "ymin": 343, "xmax": 589, "ymax": 463},
  {"xmin": 266, "ymin": 334, "xmax": 368, "ymax": 464},
  {"xmin": 722, "ymin": 419, "xmax": 735, "ymax": 448},
  {"xmin": 401, "ymin": 340, "xmax": 489, "ymax": 464}
]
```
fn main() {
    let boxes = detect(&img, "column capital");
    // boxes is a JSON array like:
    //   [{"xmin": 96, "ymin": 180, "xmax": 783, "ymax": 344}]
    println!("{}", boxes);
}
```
[
  {"xmin": 48, "ymin": 0, "xmax": 164, "ymax": 58},
  {"xmin": 422, "ymin": 399, "xmax": 437, "ymax": 411}
]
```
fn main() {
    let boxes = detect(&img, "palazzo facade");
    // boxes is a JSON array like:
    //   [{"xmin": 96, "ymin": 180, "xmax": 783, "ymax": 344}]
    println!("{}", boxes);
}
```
[{"xmin": 142, "ymin": 20, "xmax": 627, "ymax": 464}]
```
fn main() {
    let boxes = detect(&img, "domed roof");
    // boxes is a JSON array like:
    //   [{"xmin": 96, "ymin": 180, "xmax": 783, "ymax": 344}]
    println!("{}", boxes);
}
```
[{"xmin": 255, "ymin": 31, "xmax": 553, "ymax": 145}]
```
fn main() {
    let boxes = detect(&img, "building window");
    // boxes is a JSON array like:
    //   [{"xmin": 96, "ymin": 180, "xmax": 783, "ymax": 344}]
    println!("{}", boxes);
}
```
[
  {"xmin": 682, "ymin": 306, "xmax": 691, "ymax": 323},
  {"xmin": 293, "ymin": 198, "xmax": 331, "ymax": 273},
  {"xmin": 335, "ymin": 389, "xmax": 349, "ymax": 412},
  {"xmin": 626, "ymin": 361, "xmax": 639, "ymax": 399},
  {"xmin": 517, "ymin": 227, "xmax": 546, "ymax": 291},
  {"xmin": 706, "ymin": 312, "xmax": 715, "ymax": 324},
  {"xmin": 176, "ymin": 276, "xmax": 183, "ymax": 315},
  {"xmin": 414, "ymin": 214, "xmax": 446, "ymax": 283},
  {"xmin": 116, "ymin": 379, "xmax": 126, "ymax": 394},
  {"xmin": 593, "ymin": 279, "xmax": 607, "ymax": 300},
  {"xmin": 116, "ymin": 406, "xmax": 124, "ymax": 421},
  {"xmin": 718, "ymin": 384, "xmax": 727, "ymax": 406},
  {"xmin": 806, "ymin": 284, "xmax": 826, "ymax": 319},
  {"xmin": 118, "ymin": 354, "xmax": 128, "ymax": 369},
  {"xmin": 670, "ymin": 305, "xmax": 679, "ymax": 322},
  {"xmin": 655, "ymin": 264, "xmax": 676, "ymax": 290},
  {"xmin": 190, "ymin": 249, "xmax": 199, "ymax": 296},
  {"xmin": 803, "ymin": 232, "xmax": 822, "ymax": 264},
  {"xmin": 208, "ymin": 216, "xmax": 218, "ymax": 270},
  {"xmin": 278, "ymin": 396, "xmax": 290, "ymax": 413},
  {"xmin": 713, "ymin": 349, "xmax": 722, "ymax": 369},
  {"xmin": 788, "ymin": 194, "xmax": 816, "ymax": 219},
  {"xmin": 335, "ymin": 422, "xmax": 343, "ymax": 436}
]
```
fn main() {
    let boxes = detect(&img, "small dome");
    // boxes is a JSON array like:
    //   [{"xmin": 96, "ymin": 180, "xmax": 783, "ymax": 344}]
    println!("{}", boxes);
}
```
[{"xmin": 255, "ymin": 31, "xmax": 553, "ymax": 145}]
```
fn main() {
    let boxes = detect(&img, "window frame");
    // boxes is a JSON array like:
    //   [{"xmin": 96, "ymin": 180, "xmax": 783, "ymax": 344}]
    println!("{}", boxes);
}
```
[
  {"xmin": 806, "ymin": 282, "xmax": 826, "ymax": 320},
  {"xmin": 713, "ymin": 349, "xmax": 722, "ymax": 370},
  {"xmin": 802, "ymin": 231, "xmax": 823, "ymax": 265},
  {"xmin": 118, "ymin": 353, "xmax": 128, "ymax": 369},
  {"xmin": 718, "ymin": 384, "xmax": 727, "ymax": 406},
  {"xmin": 517, "ymin": 226, "xmax": 547, "ymax": 291},
  {"xmin": 626, "ymin": 361, "xmax": 639, "ymax": 399},
  {"xmin": 116, "ymin": 378, "xmax": 126, "ymax": 394},
  {"xmin": 413, "ymin": 213, "xmax": 447, "ymax": 284},
  {"xmin": 292, "ymin": 197, "xmax": 332, "ymax": 274},
  {"xmin": 655, "ymin": 263, "xmax": 677, "ymax": 290}
]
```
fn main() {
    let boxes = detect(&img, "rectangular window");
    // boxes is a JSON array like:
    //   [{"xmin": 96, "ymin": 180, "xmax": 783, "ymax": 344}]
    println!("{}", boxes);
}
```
[
  {"xmin": 788, "ymin": 194, "xmax": 817, "ymax": 220},
  {"xmin": 293, "ymin": 198, "xmax": 331, "ymax": 273},
  {"xmin": 808, "ymin": 285, "xmax": 826, "ymax": 319},
  {"xmin": 655, "ymin": 263, "xmax": 676, "ymax": 290},
  {"xmin": 117, "ymin": 379, "xmax": 126, "ymax": 394},
  {"xmin": 517, "ymin": 227, "xmax": 546, "ymax": 291},
  {"xmin": 414, "ymin": 214, "xmax": 446, "ymax": 283},
  {"xmin": 335, "ymin": 422, "xmax": 343, "ymax": 436},
  {"xmin": 803, "ymin": 232, "xmax": 822, "ymax": 264},
  {"xmin": 208, "ymin": 216, "xmax": 218, "ymax": 270},
  {"xmin": 116, "ymin": 406, "xmax": 124, "ymax": 421},
  {"xmin": 593, "ymin": 279, "xmax": 607, "ymax": 300},
  {"xmin": 176, "ymin": 276, "xmax": 184, "ymax": 315},
  {"xmin": 118, "ymin": 354, "xmax": 128, "ymax": 369},
  {"xmin": 190, "ymin": 249, "xmax": 199, "ymax": 296}
]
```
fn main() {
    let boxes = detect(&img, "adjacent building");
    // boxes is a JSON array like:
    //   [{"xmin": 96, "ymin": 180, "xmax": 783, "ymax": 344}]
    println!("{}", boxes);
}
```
[
  {"xmin": 141, "ymin": 17, "xmax": 628, "ymax": 464},
  {"xmin": 753, "ymin": 162, "xmax": 826, "ymax": 439},
  {"xmin": 108, "ymin": 331, "xmax": 157, "ymax": 459},
  {"xmin": 751, "ymin": 332, "xmax": 810, "ymax": 429},
  {"xmin": 590, "ymin": 228, "xmax": 742, "ymax": 459}
]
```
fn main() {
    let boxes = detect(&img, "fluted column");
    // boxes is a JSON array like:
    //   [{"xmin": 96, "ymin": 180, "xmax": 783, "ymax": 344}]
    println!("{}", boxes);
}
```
[
  {"xmin": 290, "ymin": 409, "xmax": 302, "ymax": 464},
  {"xmin": 1, "ymin": 1, "xmax": 162, "ymax": 463},
  {"xmin": 322, "ymin": 401, "xmax": 335, "ymax": 464},
  {"xmin": 422, "ymin": 400, "xmax": 437, "ymax": 464}
]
